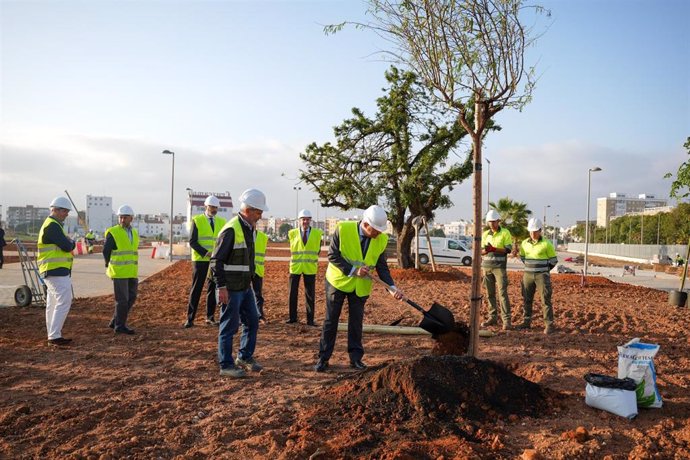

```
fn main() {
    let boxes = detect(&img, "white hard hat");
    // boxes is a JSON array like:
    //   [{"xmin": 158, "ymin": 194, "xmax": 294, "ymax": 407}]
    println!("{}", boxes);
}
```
[
  {"xmin": 204, "ymin": 195, "xmax": 220, "ymax": 207},
  {"xmin": 117, "ymin": 205, "xmax": 134, "ymax": 216},
  {"xmin": 363, "ymin": 205, "xmax": 388, "ymax": 232},
  {"xmin": 298, "ymin": 209, "xmax": 312, "ymax": 219},
  {"xmin": 485, "ymin": 210, "xmax": 501, "ymax": 222},
  {"xmin": 239, "ymin": 188, "xmax": 269, "ymax": 212},
  {"xmin": 49, "ymin": 196, "xmax": 72, "ymax": 210},
  {"xmin": 527, "ymin": 218, "xmax": 543, "ymax": 231}
]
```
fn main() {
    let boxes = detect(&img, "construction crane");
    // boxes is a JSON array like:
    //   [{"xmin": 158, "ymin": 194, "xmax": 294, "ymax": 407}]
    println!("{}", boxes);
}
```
[{"xmin": 64, "ymin": 190, "xmax": 89, "ymax": 234}]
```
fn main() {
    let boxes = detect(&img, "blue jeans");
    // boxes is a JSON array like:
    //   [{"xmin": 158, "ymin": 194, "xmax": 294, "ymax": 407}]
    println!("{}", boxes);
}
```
[{"xmin": 218, "ymin": 287, "xmax": 260, "ymax": 369}]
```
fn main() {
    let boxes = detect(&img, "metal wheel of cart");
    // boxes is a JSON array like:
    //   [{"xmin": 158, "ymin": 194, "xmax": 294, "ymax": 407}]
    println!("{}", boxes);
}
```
[{"xmin": 11, "ymin": 239, "xmax": 47, "ymax": 307}]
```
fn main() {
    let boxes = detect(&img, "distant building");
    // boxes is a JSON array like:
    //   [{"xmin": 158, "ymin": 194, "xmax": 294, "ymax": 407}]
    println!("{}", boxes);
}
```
[
  {"xmin": 7, "ymin": 205, "xmax": 50, "ymax": 230},
  {"xmin": 185, "ymin": 191, "xmax": 233, "ymax": 230},
  {"xmin": 443, "ymin": 220, "xmax": 472, "ymax": 239},
  {"xmin": 596, "ymin": 193, "xmax": 668, "ymax": 227},
  {"xmin": 86, "ymin": 195, "xmax": 113, "ymax": 235}
]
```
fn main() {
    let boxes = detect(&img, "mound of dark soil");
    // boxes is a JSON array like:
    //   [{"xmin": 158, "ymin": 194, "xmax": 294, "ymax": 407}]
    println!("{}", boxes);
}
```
[{"xmin": 284, "ymin": 356, "xmax": 554, "ymax": 459}]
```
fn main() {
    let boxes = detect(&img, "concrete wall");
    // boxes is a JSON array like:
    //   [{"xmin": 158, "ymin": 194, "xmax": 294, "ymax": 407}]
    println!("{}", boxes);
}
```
[{"xmin": 567, "ymin": 243, "xmax": 688, "ymax": 263}]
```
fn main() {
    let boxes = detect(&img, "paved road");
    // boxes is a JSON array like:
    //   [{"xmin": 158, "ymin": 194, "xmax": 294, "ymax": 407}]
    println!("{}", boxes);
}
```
[{"xmin": 0, "ymin": 249, "xmax": 172, "ymax": 307}]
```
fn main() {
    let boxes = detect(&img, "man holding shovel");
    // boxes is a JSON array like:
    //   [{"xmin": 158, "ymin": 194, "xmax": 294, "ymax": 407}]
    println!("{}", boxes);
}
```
[{"xmin": 314, "ymin": 205, "xmax": 404, "ymax": 372}]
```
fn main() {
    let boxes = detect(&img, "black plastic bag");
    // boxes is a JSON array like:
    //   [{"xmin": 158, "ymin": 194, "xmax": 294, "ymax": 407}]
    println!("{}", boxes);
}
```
[{"xmin": 584, "ymin": 373, "xmax": 637, "ymax": 391}]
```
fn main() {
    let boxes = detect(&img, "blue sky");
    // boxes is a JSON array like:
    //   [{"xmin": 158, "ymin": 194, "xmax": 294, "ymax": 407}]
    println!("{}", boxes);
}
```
[{"xmin": 1, "ymin": 0, "xmax": 688, "ymax": 227}]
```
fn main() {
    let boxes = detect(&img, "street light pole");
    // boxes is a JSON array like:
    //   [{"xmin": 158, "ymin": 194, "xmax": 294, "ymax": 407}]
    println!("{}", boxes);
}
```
[
  {"xmin": 543, "ymin": 204, "xmax": 550, "ymax": 236},
  {"xmin": 162, "ymin": 150, "xmax": 175, "ymax": 262},
  {"xmin": 293, "ymin": 186, "xmax": 301, "ymax": 223},
  {"xmin": 584, "ymin": 167, "xmax": 602, "ymax": 278}
]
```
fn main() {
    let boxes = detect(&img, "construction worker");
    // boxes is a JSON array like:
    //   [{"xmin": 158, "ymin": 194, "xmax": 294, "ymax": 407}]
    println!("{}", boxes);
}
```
[
  {"xmin": 675, "ymin": 253, "xmax": 685, "ymax": 267},
  {"xmin": 253, "ymin": 230, "xmax": 268, "ymax": 322},
  {"xmin": 104, "ymin": 205, "xmax": 139, "ymax": 335},
  {"xmin": 314, "ymin": 205, "xmax": 404, "ymax": 373},
  {"xmin": 38, "ymin": 197, "xmax": 76, "ymax": 346},
  {"xmin": 517, "ymin": 218, "xmax": 558, "ymax": 334},
  {"xmin": 184, "ymin": 195, "xmax": 226, "ymax": 328},
  {"xmin": 85, "ymin": 229, "xmax": 96, "ymax": 254},
  {"xmin": 286, "ymin": 209, "xmax": 323, "ymax": 326},
  {"xmin": 480, "ymin": 210, "xmax": 513, "ymax": 330},
  {"xmin": 211, "ymin": 188, "xmax": 268, "ymax": 378}
]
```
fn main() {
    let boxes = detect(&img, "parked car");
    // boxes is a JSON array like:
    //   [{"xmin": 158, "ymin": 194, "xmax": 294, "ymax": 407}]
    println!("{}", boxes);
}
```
[{"xmin": 412, "ymin": 237, "xmax": 472, "ymax": 266}]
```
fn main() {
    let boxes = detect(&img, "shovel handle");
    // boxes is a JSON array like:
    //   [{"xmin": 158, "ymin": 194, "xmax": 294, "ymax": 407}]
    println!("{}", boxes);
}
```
[{"xmin": 368, "ymin": 275, "xmax": 425, "ymax": 314}]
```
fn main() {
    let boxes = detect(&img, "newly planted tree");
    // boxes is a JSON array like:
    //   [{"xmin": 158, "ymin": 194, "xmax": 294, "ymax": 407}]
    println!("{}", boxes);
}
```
[{"xmin": 327, "ymin": 0, "xmax": 547, "ymax": 355}]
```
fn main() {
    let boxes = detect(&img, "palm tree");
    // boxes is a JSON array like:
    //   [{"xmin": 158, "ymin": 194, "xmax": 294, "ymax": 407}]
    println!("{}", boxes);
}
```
[{"xmin": 489, "ymin": 197, "xmax": 532, "ymax": 247}]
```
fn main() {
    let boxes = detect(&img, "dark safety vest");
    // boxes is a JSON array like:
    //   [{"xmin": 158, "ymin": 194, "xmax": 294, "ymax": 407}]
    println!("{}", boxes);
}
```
[{"xmin": 218, "ymin": 217, "xmax": 252, "ymax": 291}]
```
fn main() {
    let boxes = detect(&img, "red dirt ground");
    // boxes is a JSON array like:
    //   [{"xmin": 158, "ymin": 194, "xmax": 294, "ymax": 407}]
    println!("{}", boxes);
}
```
[{"xmin": 1, "ymin": 244, "xmax": 689, "ymax": 459}]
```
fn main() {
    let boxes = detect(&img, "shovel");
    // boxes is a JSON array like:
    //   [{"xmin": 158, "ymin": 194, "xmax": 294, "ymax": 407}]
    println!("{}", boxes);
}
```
[{"xmin": 370, "ymin": 276, "xmax": 455, "ymax": 336}]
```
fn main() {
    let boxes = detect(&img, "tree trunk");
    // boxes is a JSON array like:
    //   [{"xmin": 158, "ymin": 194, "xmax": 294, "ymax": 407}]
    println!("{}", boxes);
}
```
[
  {"xmin": 396, "ymin": 222, "xmax": 416, "ymax": 269},
  {"xmin": 468, "ymin": 102, "xmax": 484, "ymax": 357}
]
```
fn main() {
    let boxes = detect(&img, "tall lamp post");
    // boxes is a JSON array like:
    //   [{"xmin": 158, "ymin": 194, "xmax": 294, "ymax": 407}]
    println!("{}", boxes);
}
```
[
  {"xmin": 293, "ymin": 186, "xmax": 301, "ymax": 222},
  {"xmin": 584, "ymin": 166, "xmax": 602, "ymax": 278},
  {"xmin": 162, "ymin": 150, "xmax": 175, "ymax": 262},
  {"xmin": 543, "ymin": 204, "xmax": 551, "ymax": 234},
  {"xmin": 553, "ymin": 214, "xmax": 559, "ymax": 248}
]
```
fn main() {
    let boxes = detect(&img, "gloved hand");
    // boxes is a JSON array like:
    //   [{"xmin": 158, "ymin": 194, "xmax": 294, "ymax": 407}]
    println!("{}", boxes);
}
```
[{"xmin": 484, "ymin": 243, "xmax": 496, "ymax": 253}]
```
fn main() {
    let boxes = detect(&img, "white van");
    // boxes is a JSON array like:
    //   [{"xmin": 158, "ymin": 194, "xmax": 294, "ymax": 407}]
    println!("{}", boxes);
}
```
[{"xmin": 412, "ymin": 237, "xmax": 472, "ymax": 266}]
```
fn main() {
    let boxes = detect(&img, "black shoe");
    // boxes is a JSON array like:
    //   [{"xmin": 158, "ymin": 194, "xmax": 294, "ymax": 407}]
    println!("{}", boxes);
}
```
[
  {"xmin": 114, "ymin": 326, "xmax": 135, "ymax": 335},
  {"xmin": 285, "ymin": 319, "xmax": 297, "ymax": 324},
  {"xmin": 350, "ymin": 360, "xmax": 367, "ymax": 370},
  {"xmin": 183, "ymin": 320, "xmax": 194, "ymax": 328},
  {"xmin": 47, "ymin": 337, "xmax": 72, "ymax": 346},
  {"xmin": 307, "ymin": 321, "xmax": 319, "ymax": 327},
  {"xmin": 314, "ymin": 359, "xmax": 329, "ymax": 372},
  {"xmin": 205, "ymin": 318, "xmax": 218, "ymax": 327}
]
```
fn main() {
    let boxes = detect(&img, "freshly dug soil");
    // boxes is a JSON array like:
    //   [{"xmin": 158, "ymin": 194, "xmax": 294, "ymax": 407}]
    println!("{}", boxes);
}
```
[{"xmin": 1, "ymin": 244, "xmax": 689, "ymax": 459}]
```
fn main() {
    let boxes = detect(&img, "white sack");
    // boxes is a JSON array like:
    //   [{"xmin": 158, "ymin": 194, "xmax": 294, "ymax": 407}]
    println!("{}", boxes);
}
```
[{"xmin": 585, "ymin": 384, "xmax": 638, "ymax": 419}]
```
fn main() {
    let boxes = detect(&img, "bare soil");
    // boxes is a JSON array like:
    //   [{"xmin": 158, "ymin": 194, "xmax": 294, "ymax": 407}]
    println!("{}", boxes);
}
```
[{"xmin": 1, "ymin": 244, "xmax": 689, "ymax": 459}]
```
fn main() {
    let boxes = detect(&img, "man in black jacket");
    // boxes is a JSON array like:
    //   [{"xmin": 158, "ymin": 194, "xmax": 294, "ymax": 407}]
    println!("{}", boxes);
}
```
[{"xmin": 211, "ymin": 189, "xmax": 268, "ymax": 378}]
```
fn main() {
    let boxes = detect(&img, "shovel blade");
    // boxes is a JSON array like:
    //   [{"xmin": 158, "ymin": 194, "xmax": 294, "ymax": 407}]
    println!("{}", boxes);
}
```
[{"xmin": 418, "ymin": 303, "xmax": 455, "ymax": 335}]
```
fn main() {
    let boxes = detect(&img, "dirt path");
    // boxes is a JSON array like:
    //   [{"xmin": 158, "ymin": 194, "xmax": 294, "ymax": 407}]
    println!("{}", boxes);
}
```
[{"xmin": 1, "ymin": 253, "xmax": 689, "ymax": 459}]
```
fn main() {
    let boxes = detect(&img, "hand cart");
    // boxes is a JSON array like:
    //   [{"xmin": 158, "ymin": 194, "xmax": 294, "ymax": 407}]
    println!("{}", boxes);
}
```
[{"xmin": 11, "ymin": 239, "xmax": 46, "ymax": 307}]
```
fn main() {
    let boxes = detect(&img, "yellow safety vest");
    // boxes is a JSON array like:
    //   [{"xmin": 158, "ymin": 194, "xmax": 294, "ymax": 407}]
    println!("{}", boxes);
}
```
[
  {"xmin": 288, "ymin": 227, "xmax": 323, "ymax": 275},
  {"xmin": 106, "ymin": 225, "xmax": 139, "ymax": 279},
  {"xmin": 255, "ymin": 231, "xmax": 268, "ymax": 278},
  {"xmin": 325, "ymin": 221, "xmax": 388, "ymax": 296},
  {"xmin": 481, "ymin": 226, "xmax": 513, "ymax": 268},
  {"xmin": 519, "ymin": 237, "xmax": 558, "ymax": 273},
  {"xmin": 191, "ymin": 214, "xmax": 226, "ymax": 262},
  {"xmin": 37, "ymin": 217, "xmax": 74, "ymax": 274}
]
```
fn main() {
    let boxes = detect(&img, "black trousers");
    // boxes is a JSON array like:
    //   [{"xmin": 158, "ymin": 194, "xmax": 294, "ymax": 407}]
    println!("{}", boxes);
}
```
[
  {"xmin": 318, "ymin": 279, "xmax": 367, "ymax": 362},
  {"xmin": 112, "ymin": 278, "xmax": 138, "ymax": 328},
  {"xmin": 252, "ymin": 274, "xmax": 265, "ymax": 319},
  {"xmin": 186, "ymin": 261, "xmax": 217, "ymax": 322},
  {"xmin": 288, "ymin": 273, "xmax": 316, "ymax": 323}
]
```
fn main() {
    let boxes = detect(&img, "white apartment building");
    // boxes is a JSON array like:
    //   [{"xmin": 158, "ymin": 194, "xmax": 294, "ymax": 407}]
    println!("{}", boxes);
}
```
[
  {"xmin": 86, "ymin": 195, "xmax": 113, "ymax": 235},
  {"xmin": 596, "ymin": 193, "xmax": 668, "ymax": 227},
  {"xmin": 185, "ymin": 190, "xmax": 233, "ymax": 229}
]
